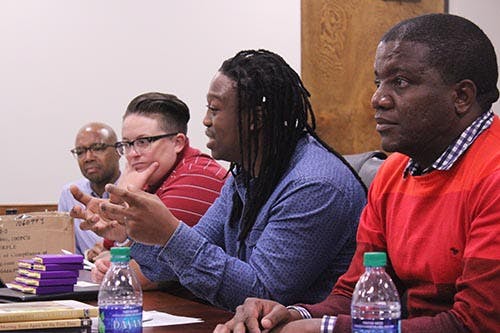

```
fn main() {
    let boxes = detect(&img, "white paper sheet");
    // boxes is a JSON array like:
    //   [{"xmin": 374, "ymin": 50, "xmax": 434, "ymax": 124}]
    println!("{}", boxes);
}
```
[{"xmin": 142, "ymin": 310, "xmax": 203, "ymax": 327}]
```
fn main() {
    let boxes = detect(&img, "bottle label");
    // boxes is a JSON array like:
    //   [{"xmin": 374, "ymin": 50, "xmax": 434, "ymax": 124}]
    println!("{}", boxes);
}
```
[
  {"xmin": 352, "ymin": 318, "xmax": 400, "ymax": 332},
  {"xmin": 99, "ymin": 304, "xmax": 143, "ymax": 333}
]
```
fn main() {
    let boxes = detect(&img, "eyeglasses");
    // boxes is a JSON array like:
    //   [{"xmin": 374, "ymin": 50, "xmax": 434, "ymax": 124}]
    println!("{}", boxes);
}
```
[
  {"xmin": 115, "ymin": 132, "xmax": 178, "ymax": 156},
  {"xmin": 70, "ymin": 143, "xmax": 116, "ymax": 159}
]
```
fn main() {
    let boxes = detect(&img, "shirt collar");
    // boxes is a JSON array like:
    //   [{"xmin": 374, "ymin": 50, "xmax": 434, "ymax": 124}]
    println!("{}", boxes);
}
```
[
  {"xmin": 89, "ymin": 173, "xmax": 120, "ymax": 198},
  {"xmin": 404, "ymin": 109, "xmax": 494, "ymax": 177}
]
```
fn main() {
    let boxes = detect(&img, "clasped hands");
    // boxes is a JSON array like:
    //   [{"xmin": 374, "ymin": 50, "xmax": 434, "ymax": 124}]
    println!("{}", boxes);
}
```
[
  {"xmin": 213, "ymin": 298, "xmax": 319, "ymax": 333},
  {"xmin": 70, "ymin": 162, "xmax": 179, "ymax": 246}
]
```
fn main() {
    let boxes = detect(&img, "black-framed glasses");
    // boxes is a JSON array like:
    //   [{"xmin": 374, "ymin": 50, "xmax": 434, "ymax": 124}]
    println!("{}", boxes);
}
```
[
  {"xmin": 70, "ymin": 143, "xmax": 116, "ymax": 159},
  {"xmin": 115, "ymin": 132, "xmax": 178, "ymax": 156}
]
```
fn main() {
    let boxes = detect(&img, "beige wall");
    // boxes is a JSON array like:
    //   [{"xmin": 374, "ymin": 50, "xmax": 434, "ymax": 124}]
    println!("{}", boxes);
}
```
[
  {"xmin": 0, "ymin": 0, "xmax": 301, "ymax": 203},
  {"xmin": 0, "ymin": 0, "xmax": 497, "ymax": 203},
  {"xmin": 449, "ymin": 0, "xmax": 500, "ymax": 116}
]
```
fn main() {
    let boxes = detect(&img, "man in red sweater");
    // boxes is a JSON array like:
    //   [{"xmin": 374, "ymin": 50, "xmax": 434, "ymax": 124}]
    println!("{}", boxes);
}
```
[{"xmin": 214, "ymin": 13, "xmax": 500, "ymax": 333}]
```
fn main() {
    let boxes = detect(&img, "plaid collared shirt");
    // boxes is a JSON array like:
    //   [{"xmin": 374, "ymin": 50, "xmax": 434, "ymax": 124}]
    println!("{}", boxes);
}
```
[{"xmin": 404, "ymin": 109, "xmax": 494, "ymax": 177}]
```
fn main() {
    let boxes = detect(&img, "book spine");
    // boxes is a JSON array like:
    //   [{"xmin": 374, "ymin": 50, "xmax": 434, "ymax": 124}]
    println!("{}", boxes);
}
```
[
  {"xmin": 0, "ymin": 308, "xmax": 98, "ymax": 323},
  {"xmin": 0, "ymin": 318, "xmax": 92, "ymax": 331}
]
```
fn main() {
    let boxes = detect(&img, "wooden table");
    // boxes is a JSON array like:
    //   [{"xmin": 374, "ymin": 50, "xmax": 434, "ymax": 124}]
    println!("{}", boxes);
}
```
[{"xmin": 89, "ymin": 290, "xmax": 233, "ymax": 332}]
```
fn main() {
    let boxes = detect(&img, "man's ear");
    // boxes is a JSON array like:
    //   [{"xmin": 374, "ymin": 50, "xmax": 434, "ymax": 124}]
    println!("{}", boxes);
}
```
[
  {"xmin": 454, "ymin": 79, "xmax": 477, "ymax": 116},
  {"xmin": 174, "ymin": 133, "xmax": 187, "ymax": 153}
]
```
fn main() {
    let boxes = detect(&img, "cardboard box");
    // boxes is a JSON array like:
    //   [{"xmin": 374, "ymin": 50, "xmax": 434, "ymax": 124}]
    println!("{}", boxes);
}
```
[{"xmin": 0, "ymin": 212, "xmax": 75, "ymax": 283}]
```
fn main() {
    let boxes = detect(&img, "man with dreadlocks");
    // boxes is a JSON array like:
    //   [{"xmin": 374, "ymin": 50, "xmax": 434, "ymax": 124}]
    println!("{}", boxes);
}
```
[{"xmin": 75, "ymin": 49, "xmax": 367, "ymax": 311}]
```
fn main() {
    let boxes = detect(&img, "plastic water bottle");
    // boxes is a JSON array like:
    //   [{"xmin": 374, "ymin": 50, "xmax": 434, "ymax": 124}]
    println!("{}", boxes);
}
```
[
  {"xmin": 98, "ymin": 247, "xmax": 143, "ymax": 332},
  {"xmin": 351, "ymin": 252, "xmax": 401, "ymax": 332}
]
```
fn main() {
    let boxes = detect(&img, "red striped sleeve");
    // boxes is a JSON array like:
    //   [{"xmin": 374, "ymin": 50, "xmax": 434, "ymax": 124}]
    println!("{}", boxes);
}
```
[{"xmin": 154, "ymin": 146, "xmax": 226, "ymax": 226}]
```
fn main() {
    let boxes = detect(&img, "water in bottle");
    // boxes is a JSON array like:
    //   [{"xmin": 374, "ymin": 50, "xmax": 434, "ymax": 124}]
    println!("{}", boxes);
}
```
[
  {"xmin": 351, "ymin": 252, "xmax": 401, "ymax": 333},
  {"xmin": 98, "ymin": 247, "xmax": 143, "ymax": 332}
]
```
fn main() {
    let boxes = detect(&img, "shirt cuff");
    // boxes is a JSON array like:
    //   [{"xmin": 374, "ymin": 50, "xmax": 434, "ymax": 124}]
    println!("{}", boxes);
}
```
[
  {"xmin": 114, "ymin": 238, "xmax": 131, "ymax": 247},
  {"xmin": 321, "ymin": 315, "xmax": 337, "ymax": 333},
  {"xmin": 83, "ymin": 248, "xmax": 92, "ymax": 262},
  {"xmin": 286, "ymin": 305, "xmax": 312, "ymax": 319}
]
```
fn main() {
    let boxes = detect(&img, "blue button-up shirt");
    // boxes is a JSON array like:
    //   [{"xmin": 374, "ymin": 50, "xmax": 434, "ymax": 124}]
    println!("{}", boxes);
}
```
[
  {"xmin": 58, "ymin": 178, "xmax": 106, "ymax": 255},
  {"xmin": 131, "ymin": 135, "xmax": 366, "ymax": 310}
]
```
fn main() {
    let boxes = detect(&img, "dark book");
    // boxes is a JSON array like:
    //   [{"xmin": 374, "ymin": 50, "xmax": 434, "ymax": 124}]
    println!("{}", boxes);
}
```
[
  {"xmin": 17, "ymin": 269, "xmax": 79, "ymax": 279},
  {"xmin": 32, "ymin": 263, "xmax": 83, "ymax": 272},
  {"xmin": 14, "ymin": 277, "xmax": 77, "ymax": 287},
  {"xmin": 33, "ymin": 254, "xmax": 83, "ymax": 265},
  {"xmin": 0, "ymin": 318, "xmax": 92, "ymax": 331},
  {"xmin": 2, "ymin": 328, "xmax": 91, "ymax": 333},
  {"xmin": 0, "ymin": 285, "xmax": 99, "ymax": 303}
]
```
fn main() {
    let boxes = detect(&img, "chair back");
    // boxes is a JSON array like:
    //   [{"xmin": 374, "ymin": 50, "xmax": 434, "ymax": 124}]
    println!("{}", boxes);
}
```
[{"xmin": 344, "ymin": 151, "xmax": 387, "ymax": 188}]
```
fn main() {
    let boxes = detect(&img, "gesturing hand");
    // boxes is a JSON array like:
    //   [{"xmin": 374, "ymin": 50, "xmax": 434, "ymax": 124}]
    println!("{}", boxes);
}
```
[
  {"xmin": 69, "ymin": 185, "xmax": 127, "ymax": 242},
  {"xmin": 99, "ymin": 184, "xmax": 180, "ymax": 246},
  {"xmin": 117, "ymin": 161, "xmax": 159, "ymax": 189}
]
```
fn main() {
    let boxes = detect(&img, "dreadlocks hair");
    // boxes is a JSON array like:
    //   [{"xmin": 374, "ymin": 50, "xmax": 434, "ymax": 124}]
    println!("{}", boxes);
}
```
[
  {"xmin": 220, "ymin": 49, "xmax": 366, "ymax": 242},
  {"xmin": 125, "ymin": 92, "xmax": 190, "ymax": 134},
  {"xmin": 381, "ymin": 13, "xmax": 499, "ymax": 112}
]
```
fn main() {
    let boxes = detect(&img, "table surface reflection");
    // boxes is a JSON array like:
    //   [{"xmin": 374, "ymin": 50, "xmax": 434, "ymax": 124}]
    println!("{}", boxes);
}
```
[{"xmin": 88, "ymin": 290, "xmax": 233, "ymax": 332}]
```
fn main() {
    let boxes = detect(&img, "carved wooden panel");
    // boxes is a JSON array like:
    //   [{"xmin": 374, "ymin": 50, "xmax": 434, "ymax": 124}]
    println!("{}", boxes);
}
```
[{"xmin": 302, "ymin": 0, "xmax": 445, "ymax": 154}]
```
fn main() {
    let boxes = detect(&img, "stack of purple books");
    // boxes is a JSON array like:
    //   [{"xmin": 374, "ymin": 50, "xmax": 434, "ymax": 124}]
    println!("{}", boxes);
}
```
[{"xmin": 10, "ymin": 254, "xmax": 83, "ymax": 295}]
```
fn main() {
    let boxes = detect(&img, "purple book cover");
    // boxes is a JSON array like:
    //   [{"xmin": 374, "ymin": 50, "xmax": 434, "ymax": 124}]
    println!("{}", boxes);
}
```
[
  {"xmin": 32, "ymin": 263, "xmax": 83, "ymax": 271},
  {"xmin": 10, "ymin": 282, "xmax": 74, "ymax": 295},
  {"xmin": 17, "ymin": 259, "xmax": 34, "ymax": 269},
  {"xmin": 15, "ymin": 276, "xmax": 77, "ymax": 286},
  {"xmin": 18, "ymin": 269, "xmax": 79, "ymax": 279},
  {"xmin": 33, "ymin": 254, "xmax": 84, "ymax": 264}
]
